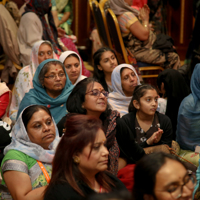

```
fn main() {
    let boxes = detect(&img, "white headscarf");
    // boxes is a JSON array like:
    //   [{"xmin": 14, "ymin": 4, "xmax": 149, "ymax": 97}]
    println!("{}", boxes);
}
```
[
  {"xmin": 5, "ymin": 106, "xmax": 60, "ymax": 163},
  {"xmin": 108, "ymin": 64, "xmax": 140, "ymax": 117},
  {"xmin": 59, "ymin": 50, "xmax": 87, "ymax": 85}
]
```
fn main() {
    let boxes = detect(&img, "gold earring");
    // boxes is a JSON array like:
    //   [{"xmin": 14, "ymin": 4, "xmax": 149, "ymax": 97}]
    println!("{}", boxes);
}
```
[{"xmin": 73, "ymin": 156, "xmax": 80, "ymax": 164}]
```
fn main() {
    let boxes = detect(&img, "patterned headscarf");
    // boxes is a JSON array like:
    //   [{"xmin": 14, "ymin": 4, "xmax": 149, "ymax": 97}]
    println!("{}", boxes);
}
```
[
  {"xmin": 24, "ymin": 0, "xmax": 62, "ymax": 53},
  {"xmin": 4, "ymin": 106, "xmax": 60, "ymax": 163}
]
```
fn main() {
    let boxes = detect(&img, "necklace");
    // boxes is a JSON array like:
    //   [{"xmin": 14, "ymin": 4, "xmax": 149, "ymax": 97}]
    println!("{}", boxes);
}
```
[{"xmin": 136, "ymin": 113, "xmax": 154, "ymax": 133}]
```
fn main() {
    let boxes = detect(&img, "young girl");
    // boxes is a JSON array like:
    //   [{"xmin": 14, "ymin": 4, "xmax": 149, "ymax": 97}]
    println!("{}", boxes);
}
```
[
  {"xmin": 93, "ymin": 47, "xmax": 119, "ymax": 92},
  {"xmin": 116, "ymin": 84, "xmax": 173, "ymax": 164}
]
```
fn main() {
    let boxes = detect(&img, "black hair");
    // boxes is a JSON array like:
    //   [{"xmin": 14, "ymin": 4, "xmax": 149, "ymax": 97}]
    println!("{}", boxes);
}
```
[
  {"xmin": 22, "ymin": 105, "xmax": 52, "ymax": 130},
  {"xmin": 93, "ymin": 47, "xmax": 118, "ymax": 92},
  {"xmin": 128, "ymin": 84, "xmax": 158, "ymax": 113},
  {"xmin": 65, "ymin": 53, "xmax": 80, "ymax": 62},
  {"xmin": 133, "ymin": 152, "xmax": 187, "ymax": 200},
  {"xmin": 38, "ymin": 60, "xmax": 65, "ymax": 85},
  {"xmin": 66, "ymin": 77, "xmax": 111, "ymax": 122},
  {"xmin": 120, "ymin": 67, "xmax": 127, "ymax": 75}
]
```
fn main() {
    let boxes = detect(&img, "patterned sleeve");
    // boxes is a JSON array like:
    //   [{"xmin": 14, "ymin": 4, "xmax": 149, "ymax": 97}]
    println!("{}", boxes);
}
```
[
  {"xmin": 2, "ymin": 160, "xmax": 28, "ymax": 174},
  {"xmin": 1, "ymin": 150, "xmax": 28, "ymax": 175},
  {"xmin": 117, "ymin": 12, "xmax": 138, "ymax": 36}
]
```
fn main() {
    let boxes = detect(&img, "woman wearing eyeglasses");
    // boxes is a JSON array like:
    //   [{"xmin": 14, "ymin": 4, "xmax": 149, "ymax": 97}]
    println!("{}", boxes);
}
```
[
  {"xmin": 57, "ymin": 78, "xmax": 119, "ymax": 175},
  {"xmin": 17, "ymin": 59, "xmax": 74, "ymax": 124},
  {"xmin": 133, "ymin": 152, "xmax": 196, "ymax": 200}
]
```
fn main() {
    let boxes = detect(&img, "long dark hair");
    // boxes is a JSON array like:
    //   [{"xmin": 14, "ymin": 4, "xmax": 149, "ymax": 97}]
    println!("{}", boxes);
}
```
[
  {"xmin": 128, "ymin": 84, "xmax": 157, "ymax": 113},
  {"xmin": 157, "ymin": 69, "xmax": 190, "ymax": 138},
  {"xmin": 133, "ymin": 152, "xmax": 187, "ymax": 200},
  {"xmin": 46, "ymin": 114, "xmax": 115, "ymax": 196},
  {"xmin": 66, "ymin": 77, "xmax": 112, "ymax": 122},
  {"xmin": 93, "ymin": 47, "xmax": 118, "ymax": 92}
]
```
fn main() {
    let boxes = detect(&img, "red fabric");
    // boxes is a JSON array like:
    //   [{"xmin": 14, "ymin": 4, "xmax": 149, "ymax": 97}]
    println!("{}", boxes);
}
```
[
  {"xmin": 117, "ymin": 164, "xmax": 136, "ymax": 192},
  {"xmin": 60, "ymin": 37, "xmax": 91, "ymax": 77},
  {"xmin": 132, "ymin": 0, "xmax": 147, "ymax": 8},
  {"xmin": 0, "ymin": 92, "xmax": 9, "ymax": 118}
]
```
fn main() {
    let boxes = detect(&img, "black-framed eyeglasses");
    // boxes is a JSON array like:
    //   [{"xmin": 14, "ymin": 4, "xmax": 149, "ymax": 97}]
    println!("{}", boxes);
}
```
[
  {"xmin": 85, "ymin": 89, "xmax": 109, "ymax": 98},
  {"xmin": 155, "ymin": 170, "xmax": 196, "ymax": 199},
  {"xmin": 44, "ymin": 73, "xmax": 65, "ymax": 80}
]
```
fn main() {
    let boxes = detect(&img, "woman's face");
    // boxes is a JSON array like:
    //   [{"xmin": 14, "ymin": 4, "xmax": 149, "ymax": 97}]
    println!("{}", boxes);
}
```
[
  {"xmin": 98, "ymin": 51, "xmax": 118, "ymax": 74},
  {"xmin": 134, "ymin": 89, "xmax": 158, "ymax": 116},
  {"xmin": 64, "ymin": 56, "xmax": 81, "ymax": 85},
  {"xmin": 82, "ymin": 82, "xmax": 107, "ymax": 117},
  {"xmin": 121, "ymin": 68, "xmax": 138, "ymax": 96},
  {"xmin": 124, "ymin": 0, "xmax": 132, "ymax": 6},
  {"xmin": 43, "ymin": 64, "xmax": 66, "ymax": 97},
  {"xmin": 26, "ymin": 109, "xmax": 56, "ymax": 149},
  {"xmin": 38, "ymin": 43, "xmax": 53, "ymax": 64},
  {"xmin": 77, "ymin": 128, "xmax": 109, "ymax": 176},
  {"xmin": 153, "ymin": 159, "xmax": 194, "ymax": 200}
]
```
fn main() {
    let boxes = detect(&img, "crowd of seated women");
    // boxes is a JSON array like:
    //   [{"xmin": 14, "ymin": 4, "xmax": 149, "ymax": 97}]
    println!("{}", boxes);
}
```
[{"xmin": 1, "ymin": 0, "xmax": 200, "ymax": 200}]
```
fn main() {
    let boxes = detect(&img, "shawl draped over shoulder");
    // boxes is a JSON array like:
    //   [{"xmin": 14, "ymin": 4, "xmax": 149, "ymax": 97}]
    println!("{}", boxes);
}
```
[{"xmin": 17, "ymin": 59, "xmax": 74, "ymax": 124}]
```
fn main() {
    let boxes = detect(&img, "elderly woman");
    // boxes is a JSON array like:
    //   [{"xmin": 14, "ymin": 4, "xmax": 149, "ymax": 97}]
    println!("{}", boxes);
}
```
[
  {"xmin": 57, "ymin": 78, "xmax": 120, "ymax": 175},
  {"xmin": 108, "ymin": 64, "xmax": 140, "ymax": 117},
  {"xmin": 109, "ymin": 0, "xmax": 180, "ymax": 69},
  {"xmin": 44, "ymin": 114, "xmax": 127, "ymax": 200},
  {"xmin": 17, "ymin": 59, "xmax": 74, "ymax": 123},
  {"xmin": 9, "ymin": 40, "xmax": 57, "ymax": 122},
  {"xmin": 59, "ymin": 51, "xmax": 86, "ymax": 85},
  {"xmin": 1, "ymin": 105, "xmax": 60, "ymax": 199}
]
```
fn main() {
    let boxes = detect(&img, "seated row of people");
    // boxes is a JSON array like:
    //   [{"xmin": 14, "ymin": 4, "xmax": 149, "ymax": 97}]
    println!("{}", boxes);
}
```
[{"xmin": 0, "ymin": 105, "xmax": 196, "ymax": 200}]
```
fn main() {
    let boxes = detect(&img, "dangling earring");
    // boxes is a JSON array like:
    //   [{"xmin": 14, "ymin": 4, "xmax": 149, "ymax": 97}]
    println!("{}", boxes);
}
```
[
  {"xmin": 82, "ymin": 104, "xmax": 84, "ymax": 109},
  {"xmin": 73, "ymin": 156, "xmax": 80, "ymax": 164}
]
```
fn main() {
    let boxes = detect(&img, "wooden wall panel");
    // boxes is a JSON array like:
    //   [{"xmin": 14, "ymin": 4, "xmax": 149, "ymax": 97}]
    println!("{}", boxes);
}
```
[
  {"xmin": 71, "ymin": 0, "xmax": 91, "ymax": 47},
  {"xmin": 167, "ymin": 0, "xmax": 193, "ymax": 60}
]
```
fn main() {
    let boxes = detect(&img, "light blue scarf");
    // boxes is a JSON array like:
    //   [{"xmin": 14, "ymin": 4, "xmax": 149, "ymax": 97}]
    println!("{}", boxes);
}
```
[
  {"xmin": 17, "ymin": 59, "xmax": 74, "ymax": 123},
  {"xmin": 5, "ymin": 106, "xmax": 60, "ymax": 163}
]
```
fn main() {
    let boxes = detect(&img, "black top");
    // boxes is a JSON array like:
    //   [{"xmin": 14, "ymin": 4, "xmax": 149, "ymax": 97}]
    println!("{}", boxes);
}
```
[
  {"xmin": 44, "ymin": 172, "xmax": 128, "ymax": 200},
  {"xmin": 116, "ymin": 111, "xmax": 173, "ymax": 164}
]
